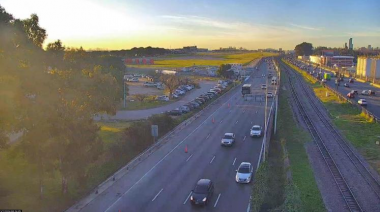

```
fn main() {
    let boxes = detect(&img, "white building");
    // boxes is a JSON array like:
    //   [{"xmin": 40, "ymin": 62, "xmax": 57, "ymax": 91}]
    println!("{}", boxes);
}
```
[
  {"xmin": 356, "ymin": 57, "xmax": 377, "ymax": 78},
  {"xmin": 310, "ymin": 55, "xmax": 322, "ymax": 64}
]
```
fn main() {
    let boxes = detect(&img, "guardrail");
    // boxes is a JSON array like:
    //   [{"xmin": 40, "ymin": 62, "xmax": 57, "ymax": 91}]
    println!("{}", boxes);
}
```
[{"xmin": 283, "ymin": 60, "xmax": 380, "ymax": 123}]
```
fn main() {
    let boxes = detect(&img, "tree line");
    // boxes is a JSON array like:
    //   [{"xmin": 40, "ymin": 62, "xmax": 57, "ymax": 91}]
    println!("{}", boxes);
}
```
[{"xmin": 0, "ymin": 4, "xmax": 125, "ymax": 208}]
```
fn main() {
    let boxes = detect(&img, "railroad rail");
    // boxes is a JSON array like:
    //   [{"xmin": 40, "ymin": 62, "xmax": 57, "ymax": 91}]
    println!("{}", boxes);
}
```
[{"xmin": 281, "ymin": 63, "xmax": 363, "ymax": 212}]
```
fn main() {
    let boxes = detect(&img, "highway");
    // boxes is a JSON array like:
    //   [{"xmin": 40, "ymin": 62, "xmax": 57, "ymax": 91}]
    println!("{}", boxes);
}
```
[
  {"xmin": 75, "ymin": 60, "xmax": 275, "ymax": 212},
  {"xmin": 297, "ymin": 60, "xmax": 380, "ymax": 118}
]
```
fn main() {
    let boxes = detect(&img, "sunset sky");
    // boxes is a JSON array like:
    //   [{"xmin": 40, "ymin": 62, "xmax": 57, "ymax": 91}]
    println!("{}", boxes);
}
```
[{"xmin": 1, "ymin": 0, "xmax": 379, "ymax": 50}]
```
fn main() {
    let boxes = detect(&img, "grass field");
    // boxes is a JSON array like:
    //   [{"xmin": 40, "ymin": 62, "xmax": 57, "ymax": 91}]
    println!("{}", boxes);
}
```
[{"xmin": 130, "ymin": 52, "xmax": 277, "ymax": 68}]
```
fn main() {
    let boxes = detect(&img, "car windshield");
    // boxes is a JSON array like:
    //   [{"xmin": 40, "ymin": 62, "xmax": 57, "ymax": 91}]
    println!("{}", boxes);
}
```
[
  {"xmin": 238, "ymin": 166, "xmax": 250, "ymax": 173},
  {"xmin": 252, "ymin": 127, "xmax": 260, "ymax": 131},
  {"xmin": 224, "ymin": 135, "xmax": 233, "ymax": 139},
  {"xmin": 194, "ymin": 184, "xmax": 208, "ymax": 193}
]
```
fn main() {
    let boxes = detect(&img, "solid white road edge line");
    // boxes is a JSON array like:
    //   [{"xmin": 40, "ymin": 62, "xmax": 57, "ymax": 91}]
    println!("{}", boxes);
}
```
[
  {"xmin": 210, "ymin": 155, "xmax": 216, "ymax": 164},
  {"xmin": 243, "ymin": 136, "xmax": 246, "ymax": 141},
  {"xmin": 232, "ymin": 158, "xmax": 236, "ymax": 166},
  {"xmin": 151, "ymin": 188, "xmax": 163, "ymax": 202},
  {"xmin": 183, "ymin": 191, "xmax": 192, "ymax": 204},
  {"xmin": 186, "ymin": 154, "xmax": 193, "ymax": 162},
  {"xmin": 214, "ymin": 193, "xmax": 221, "ymax": 208},
  {"xmin": 104, "ymin": 85, "xmax": 240, "ymax": 212}
]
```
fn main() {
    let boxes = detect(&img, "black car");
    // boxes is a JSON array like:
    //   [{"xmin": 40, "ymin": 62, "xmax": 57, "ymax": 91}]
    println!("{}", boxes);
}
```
[
  {"xmin": 189, "ymin": 101, "xmax": 200, "ymax": 108},
  {"xmin": 184, "ymin": 103, "xmax": 195, "ymax": 110},
  {"xmin": 190, "ymin": 179, "xmax": 214, "ymax": 206},
  {"xmin": 344, "ymin": 83, "xmax": 349, "ymax": 87},
  {"xmin": 196, "ymin": 98, "xmax": 206, "ymax": 103}
]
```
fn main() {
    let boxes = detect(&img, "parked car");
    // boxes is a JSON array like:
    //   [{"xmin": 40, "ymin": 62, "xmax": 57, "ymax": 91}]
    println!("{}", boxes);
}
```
[
  {"xmin": 184, "ymin": 103, "xmax": 195, "ymax": 110},
  {"xmin": 196, "ymin": 97, "xmax": 206, "ymax": 103},
  {"xmin": 250, "ymin": 125, "xmax": 262, "ymax": 137},
  {"xmin": 361, "ymin": 90, "xmax": 370, "ymax": 96},
  {"xmin": 176, "ymin": 89, "xmax": 185, "ymax": 95},
  {"xmin": 128, "ymin": 77, "xmax": 139, "ymax": 82},
  {"xmin": 156, "ymin": 95, "xmax": 169, "ymax": 101},
  {"xmin": 221, "ymin": 133, "xmax": 235, "ymax": 146},
  {"xmin": 199, "ymin": 95, "xmax": 211, "ymax": 100},
  {"xmin": 167, "ymin": 108, "xmax": 182, "ymax": 116},
  {"xmin": 180, "ymin": 105, "xmax": 190, "ymax": 113},
  {"xmin": 190, "ymin": 179, "xmax": 214, "ymax": 206},
  {"xmin": 358, "ymin": 99, "xmax": 367, "ymax": 106},
  {"xmin": 347, "ymin": 92, "xmax": 355, "ymax": 98},
  {"xmin": 189, "ymin": 101, "xmax": 200, "ymax": 108},
  {"xmin": 143, "ymin": 82, "xmax": 157, "ymax": 87},
  {"xmin": 235, "ymin": 162, "xmax": 253, "ymax": 183},
  {"xmin": 208, "ymin": 91, "xmax": 218, "ymax": 96},
  {"xmin": 172, "ymin": 93, "xmax": 180, "ymax": 98},
  {"xmin": 194, "ymin": 99, "xmax": 204, "ymax": 105}
]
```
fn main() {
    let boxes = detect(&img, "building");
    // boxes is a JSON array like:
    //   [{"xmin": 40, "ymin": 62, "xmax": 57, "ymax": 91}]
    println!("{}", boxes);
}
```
[
  {"xmin": 309, "ymin": 55, "xmax": 322, "ymax": 64},
  {"xmin": 357, "ymin": 58, "xmax": 380, "ymax": 78},
  {"xmin": 345, "ymin": 43, "xmax": 348, "ymax": 49},
  {"xmin": 279, "ymin": 48, "xmax": 282, "ymax": 51},
  {"xmin": 326, "ymin": 56, "xmax": 354, "ymax": 67},
  {"xmin": 349, "ymin": 38, "xmax": 353, "ymax": 50},
  {"xmin": 183, "ymin": 46, "xmax": 198, "ymax": 52},
  {"xmin": 368, "ymin": 45, "xmax": 372, "ymax": 50}
]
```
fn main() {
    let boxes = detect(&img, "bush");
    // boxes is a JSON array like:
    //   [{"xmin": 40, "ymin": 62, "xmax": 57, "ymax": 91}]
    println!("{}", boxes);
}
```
[{"xmin": 250, "ymin": 162, "xmax": 268, "ymax": 212}]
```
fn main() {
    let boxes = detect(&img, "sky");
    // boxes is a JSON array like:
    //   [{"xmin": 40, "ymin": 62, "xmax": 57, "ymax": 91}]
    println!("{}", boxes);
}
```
[{"xmin": 1, "ymin": 0, "xmax": 379, "ymax": 50}]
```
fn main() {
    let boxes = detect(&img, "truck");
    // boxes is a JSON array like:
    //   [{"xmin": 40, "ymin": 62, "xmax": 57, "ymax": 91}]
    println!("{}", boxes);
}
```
[
  {"xmin": 242, "ymin": 84, "xmax": 252, "ymax": 96},
  {"xmin": 324, "ymin": 73, "xmax": 331, "ymax": 80}
]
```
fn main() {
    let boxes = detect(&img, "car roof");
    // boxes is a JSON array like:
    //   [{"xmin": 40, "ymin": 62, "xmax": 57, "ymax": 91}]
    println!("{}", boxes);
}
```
[
  {"xmin": 197, "ymin": 179, "xmax": 211, "ymax": 186},
  {"xmin": 239, "ymin": 162, "xmax": 251, "ymax": 167},
  {"xmin": 224, "ymin": 133, "xmax": 234, "ymax": 136},
  {"xmin": 252, "ymin": 125, "xmax": 261, "ymax": 128}
]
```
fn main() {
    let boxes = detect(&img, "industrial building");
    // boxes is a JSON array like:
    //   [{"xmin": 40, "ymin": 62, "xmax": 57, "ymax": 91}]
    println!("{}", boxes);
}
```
[
  {"xmin": 307, "ymin": 55, "xmax": 354, "ymax": 68},
  {"xmin": 357, "ymin": 57, "xmax": 380, "ymax": 78}
]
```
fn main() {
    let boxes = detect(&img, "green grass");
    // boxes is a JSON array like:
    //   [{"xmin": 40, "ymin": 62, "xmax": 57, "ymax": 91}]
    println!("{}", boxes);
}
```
[
  {"xmin": 275, "ymin": 71, "xmax": 326, "ymax": 212},
  {"xmin": 130, "ymin": 52, "xmax": 277, "ymax": 68}
]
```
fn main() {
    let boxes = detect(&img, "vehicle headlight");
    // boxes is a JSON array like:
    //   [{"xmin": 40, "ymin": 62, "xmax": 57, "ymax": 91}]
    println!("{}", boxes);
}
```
[{"xmin": 202, "ymin": 197, "xmax": 207, "ymax": 202}]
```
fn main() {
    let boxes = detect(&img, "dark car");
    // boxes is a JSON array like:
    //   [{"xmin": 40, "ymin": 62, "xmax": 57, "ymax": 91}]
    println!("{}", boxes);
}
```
[
  {"xmin": 184, "ymin": 103, "xmax": 195, "ymax": 110},
  {"xmin": 167, "ymin": 108, "xmax": 182, "ymax": 116},
  {"xmin": 189, "ymin": 101, "xmax": 200, "ymax": 108},
  {"xmin": 344, "ymin": 83, "xmax": 349, "ymax": 87},
  {"xmin": 369, "ymin": 90, "xmax": 376, "ymax": 95},
  {"xmin": 196, "ymin": 97, "xmax": 206, "ymax": 103},
  {"xmin": 349, "ymin": 78, "xmax": 354, "ymax": 83},
  {"xmin": 194, "ymin": 99, "xmax": 204, "ymax": 105},
  {"xmin": 347, "ymin": 92, "xmax": 355, "ymax": 98},
  {"xmin": 199, "ymin": 95, "xmax": 211, "ymax": 100},
  {"xmin": 190, "ymin": 179, "xmax": 214, "ymax": 206}
]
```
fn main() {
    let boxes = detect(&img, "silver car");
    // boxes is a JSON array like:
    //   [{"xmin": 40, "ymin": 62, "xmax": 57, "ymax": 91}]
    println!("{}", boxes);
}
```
[
  {"xmin": 250, "ymin": 125, "xmax": 262, "ymax": 137},
  {"xmin": 236, "ymin": 162, "xmax": 253, "ymax": 183},
  {"xmin": 221, "ymin": 133, "xmax": 235, "ymax": 146}
]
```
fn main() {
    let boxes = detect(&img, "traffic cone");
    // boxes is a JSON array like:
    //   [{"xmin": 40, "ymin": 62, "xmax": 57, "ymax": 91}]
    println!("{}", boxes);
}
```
[{"xmin": 185, "ymin": 145, "xmax": 188, "ymax": 153}]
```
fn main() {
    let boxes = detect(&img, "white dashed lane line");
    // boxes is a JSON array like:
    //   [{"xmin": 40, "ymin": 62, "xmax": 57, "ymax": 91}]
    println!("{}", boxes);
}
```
[
  {"xmin": 232, "ymin": 158, "xmax": 236, "ymax": 166},
  {"xmin": 206, "ymin": 133, "xmax": 210, "ymax": 139},
  {"xmin": 186, "ymin": 154, "xmax": 193, "ymax": 162},
  {"xmin": 243, "ymin": 136, "xmax": 246, "ymax": 141},
  {"xmin": 214, "ymin": 193, "xmax": 222, "ymax": 208},
  {"xmin": 183, "ymin": 191, "xmax": 192, "ymax": 204},
  {"xmin": 210, "ymin": 155, "xmax": 216, "ymax": 164},
  {"xmin": 151, "ymin": 188, "xmax": 163, "ymax": 202}
]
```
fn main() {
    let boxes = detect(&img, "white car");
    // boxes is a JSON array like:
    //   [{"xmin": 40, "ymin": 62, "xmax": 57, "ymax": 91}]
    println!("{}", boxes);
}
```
[
  {"xmin": 128, "ymin": 78, "xmax": 139, "ymax": 82},
  {"xmin": 176, "ymin": 89, "xmax": 185, "ymax": 95},
  {"xmin": 250, "ymin": 125, "xmax": 262, "ymax": 137},
  {"xmin": 267, "ymin": 92, "xmax": 273, "ymax": 98},
  {"xmin": 156, "ymin": 95, "xmax": 169, "ymax": 101},
  {"xmin": 261, "ymin": 84, "xmax": 266, "ymax": 89},
  {"xmin": 358, "ymin": 99, "xmax": 367, "ymax": 106},
  {"xmin": 236, "ymin": 162, "xmax": 253, "ymax": 183},
  {"xmin": 221, "ymin": 133, "xmax": 235, "ymax": 146},
  {"xmin": 361, "ymin": 90, "xmax": 370, "ymax": 96}
]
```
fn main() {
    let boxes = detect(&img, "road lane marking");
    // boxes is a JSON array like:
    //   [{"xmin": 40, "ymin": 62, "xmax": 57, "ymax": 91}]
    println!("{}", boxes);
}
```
[
  {"xmin": 105, "ymin": 76, "xmax": 242, "ymax": 212},
  {"xmin": 152, "ymin": 188, "xmax": 163, "ymax": 201},
  {"xmin": 232, "ymin": 158, "xmax": 236, "ymax": 166},
  {"xmin": 206, "ymin": 133, "xmax": 210, "ymax": 139},
  {"xmin": 243, "ymin": 136, "xmax": 246, "ymax": 141},
  {"xmin": 235, "ymin": 120, "xmax": 239, "ymax": 124},
  {"xmin": 220, "ymin": 119, "xmax": 223, "ymax": 123},
  {"xmin": 186, "ymin": 154, "xmax": 193, "ymax": 162},
  {"xmin": 214, "ymin": 193, "xmax": 221, "ymax": 208},
  {"xmin": 247, "ymin": 203, "xmax": 250, "ymax": 212},
  {"xmin": 183, "ymin": 191, "xmax": 192, "ymax": 204},
  {"xmin": 210, "ymin": 155, "xmax": 216, "ymax": 164},
  {"xmin": 251, "ymin": 121, "xmax": 253, "ymax": 124}
]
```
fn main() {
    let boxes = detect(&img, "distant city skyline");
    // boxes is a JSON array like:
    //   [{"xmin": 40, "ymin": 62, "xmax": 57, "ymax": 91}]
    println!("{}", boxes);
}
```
[{"xmin": 1, "ymin": 0, "xmax": 379, "ymax": 50}]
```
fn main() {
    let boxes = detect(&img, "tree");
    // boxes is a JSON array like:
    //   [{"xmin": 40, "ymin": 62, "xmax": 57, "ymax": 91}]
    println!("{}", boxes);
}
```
[
  {"xmin": 134, "ymin": 94, "xmax": 148, "ymax": 102},
  {"xmin": 22, "ymin": 14, "xmax": 47, "ymax": 48},
  {"xmin": 46, "ymin": 39, "xmax": 65, "ymax": 54},
  {"xmin": 217, "ymin": 64, "xmax": 233, "ymax": 78},
  {"xmin": 294, "ymin": 42, "xmax": 313, "ymax": 56},
  {"xmin": 159, "ymin": 75, "xmax": 181, "ymax": 97}
]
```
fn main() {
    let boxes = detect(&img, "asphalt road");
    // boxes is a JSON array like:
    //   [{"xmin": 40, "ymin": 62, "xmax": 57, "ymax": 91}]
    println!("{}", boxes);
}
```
[
  {"xmin": 298, "ymin": 60, "xmax": 380, "ymax": 118},
  {"xmin": 77, "ymin": 61, "xmax": 275, "ymax": 212}
]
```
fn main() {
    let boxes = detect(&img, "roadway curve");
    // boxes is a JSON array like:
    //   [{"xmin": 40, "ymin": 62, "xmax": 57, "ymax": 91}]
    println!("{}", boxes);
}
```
[{"xmin": 72, "ymin": 61, "xmax": 274, "ymax": 212}]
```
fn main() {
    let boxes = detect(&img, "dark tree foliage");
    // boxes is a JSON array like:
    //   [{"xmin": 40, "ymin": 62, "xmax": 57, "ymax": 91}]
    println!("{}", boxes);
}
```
[
  {"xmin": 294, "ymin": 42, "xmax": 313, "ymax": 56},
  {"xmin": 217, "ymin": 64, "xmax": 234, "ymax": 78}
]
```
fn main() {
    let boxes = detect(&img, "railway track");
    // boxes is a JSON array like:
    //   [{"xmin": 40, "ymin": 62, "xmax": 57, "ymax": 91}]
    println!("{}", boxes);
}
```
[
  {"xmin": 284, "ymin": 63, "xmax": 380, "ymax": 201},
  {"xmin": 281, "ymin": 63, "xmax": 363, "ymax": 212}
]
